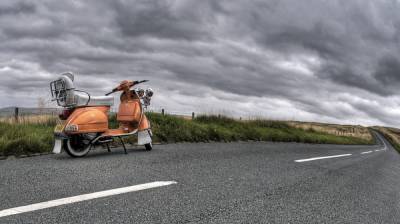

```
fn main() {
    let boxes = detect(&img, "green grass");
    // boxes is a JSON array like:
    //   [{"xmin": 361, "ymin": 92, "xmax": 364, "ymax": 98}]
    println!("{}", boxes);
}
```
[
  {"xmin": 0, "ymin": 113, "xmax": 373, "ymax": 157},
  {"xmin": 145, "ymin": 114, "xmax": 372, "ymax": 145},
  {"xmin": 0, "ymin": 123, "xmax": 54, "ymax": 156}
]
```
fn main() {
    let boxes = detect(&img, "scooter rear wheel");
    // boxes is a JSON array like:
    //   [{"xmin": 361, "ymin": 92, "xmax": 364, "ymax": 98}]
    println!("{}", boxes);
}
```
[{"xmin": 64, "ymin": 135, "xmax": 91, "ymax": 157}]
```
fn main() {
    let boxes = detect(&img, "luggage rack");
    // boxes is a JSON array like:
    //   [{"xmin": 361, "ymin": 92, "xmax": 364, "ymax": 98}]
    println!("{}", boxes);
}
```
[
  {"xmin": 50, "ymin": 76, "xmax": 91, "ymax": 107},
  {"xmin": 50, "ymin": 78, "xmax": 69, "ymax": 106}
]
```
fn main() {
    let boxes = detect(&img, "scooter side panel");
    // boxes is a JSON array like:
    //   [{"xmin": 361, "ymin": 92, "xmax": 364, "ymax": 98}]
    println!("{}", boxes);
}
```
[{"xmin": 66, "ymin": 106, "xmax": 109, "ymax": 134}]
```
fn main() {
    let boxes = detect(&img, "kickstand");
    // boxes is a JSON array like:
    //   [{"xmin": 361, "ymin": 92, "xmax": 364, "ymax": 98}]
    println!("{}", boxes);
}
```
[
  {"xmin": 118, "ymin": 137, "xmax": 128, "ymax": 154},
  {"xmin": 106, "ymin": 143, "xmax": 111, "ymax": 152}
]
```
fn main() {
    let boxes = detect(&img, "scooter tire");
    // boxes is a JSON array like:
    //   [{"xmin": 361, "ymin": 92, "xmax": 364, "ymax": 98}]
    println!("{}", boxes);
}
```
[
  {"xmin": 145, "ymin": 143, "xmax": 153, "ymax": 151},
  {"xmin": 64, "ymin": 138, "xmax": 91, "ymax": 158}
]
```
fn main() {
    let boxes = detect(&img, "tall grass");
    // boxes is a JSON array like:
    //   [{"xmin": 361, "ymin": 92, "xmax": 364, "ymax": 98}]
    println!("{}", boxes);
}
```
[
  {"xmin": 144, "ymin": 114, "xmax": 373, "ymax": 145},
  {"xmin": 0, "ymin": 115, "xmax": 58, "ymax": 126},
  {"xmin": 287, "ymin": 121, "xmax": 373, "ymax": 141},
  {"xmin": 0, "ymin": 122, "xmax": 54, "ymax": 156},
  {"xmin": 0, "ymin": 113, "xmax": 373, "ymax": 157}
]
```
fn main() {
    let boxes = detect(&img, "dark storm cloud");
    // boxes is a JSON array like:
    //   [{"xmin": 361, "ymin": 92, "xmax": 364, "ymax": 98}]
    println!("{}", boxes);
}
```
[
  {"xmin": 374, "ymin": 55, "xmax": 400, "ymax": 85},
  {"xmin": 1, "ymin": 0, "xmax": 400, "ymax": 126},
  {"xmin": 0, "ymin": 1, "xmax": 35, "ymax": 16},
  {"xmin": 113, "ymin": 0, "xmax": 217, "ymax": 40},
  {"xmin": 318, "ymin": 64, "xmax": 390, "ymax": 96},
  {"xmin": 217, "ymin": 0, "xmax": 400, "ymax": 97}
]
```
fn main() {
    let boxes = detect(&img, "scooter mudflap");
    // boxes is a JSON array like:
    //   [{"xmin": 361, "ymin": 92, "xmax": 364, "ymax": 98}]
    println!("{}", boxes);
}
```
[
  {"xmin": 138, "ymin": 130, "xmax": 152, "ymax": 145},
  {"xmin": 53, "ymin": 139, "xmax": 62, "ymax": 154}
]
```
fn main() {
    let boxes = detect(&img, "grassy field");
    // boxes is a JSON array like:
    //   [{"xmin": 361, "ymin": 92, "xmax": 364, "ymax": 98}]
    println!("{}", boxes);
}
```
[
  {"xmin": 0, "ymin": 113, "xmax": 374, "ymax": 157},
  {"xmin": 288, "ymin": 121, "xmax": 373, "ymax": 141}
]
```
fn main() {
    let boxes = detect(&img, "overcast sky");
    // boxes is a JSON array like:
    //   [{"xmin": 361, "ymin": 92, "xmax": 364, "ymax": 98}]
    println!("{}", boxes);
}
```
[{"xmin": 1, "ymin": 0, "xmax": 400, "ymax": 126}]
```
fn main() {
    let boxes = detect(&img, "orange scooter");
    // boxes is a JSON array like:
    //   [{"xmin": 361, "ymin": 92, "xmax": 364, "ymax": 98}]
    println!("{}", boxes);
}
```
[{"xmin": 50, "ymin": 73, "xmax": 154, "ymax": 157}]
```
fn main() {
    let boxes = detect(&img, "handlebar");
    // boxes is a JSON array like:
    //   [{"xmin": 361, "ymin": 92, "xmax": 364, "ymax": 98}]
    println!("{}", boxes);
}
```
[
  {"xmin": 105, "ymin": 80, "xmax": 149, "ymax": 96},
  {"xmin": 134, "ymin": 80, "xmax": 149, "ymax": 85}
]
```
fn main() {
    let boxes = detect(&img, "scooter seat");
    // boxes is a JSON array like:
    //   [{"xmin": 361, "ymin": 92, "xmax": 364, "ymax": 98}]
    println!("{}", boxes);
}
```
[
  {"xmin": 89, "ymin": 96, "xmax": 114, "ymax": 106},
  {"xmin": 75, "ymin": 92, "xmax": 114, "ymax": 106}
]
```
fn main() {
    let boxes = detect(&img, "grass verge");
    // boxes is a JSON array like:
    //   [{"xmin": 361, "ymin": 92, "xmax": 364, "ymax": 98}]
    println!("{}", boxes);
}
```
[
  {"xmin": 0, "ymin": 123, "xmax": 54, "ymax": 156},
  {"xmin": 0, "ymin": 113, "xmax": 374, "ymax": 157}
]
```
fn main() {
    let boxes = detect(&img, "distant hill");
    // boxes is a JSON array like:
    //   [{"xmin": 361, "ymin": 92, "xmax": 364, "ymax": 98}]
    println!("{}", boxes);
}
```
[
  {"xmin": 0, "ymin": 107, "xmax": 60, "ymax": 117},
  {"xmin": 0, "ymin": 107, "xmax": 15, "ymax": 116}
]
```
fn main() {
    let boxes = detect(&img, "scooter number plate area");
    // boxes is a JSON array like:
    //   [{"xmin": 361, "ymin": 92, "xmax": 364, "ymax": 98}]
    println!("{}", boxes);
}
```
[{"xmin": 54, "ymin": 124, "xmax": 64, "ymax": 133}]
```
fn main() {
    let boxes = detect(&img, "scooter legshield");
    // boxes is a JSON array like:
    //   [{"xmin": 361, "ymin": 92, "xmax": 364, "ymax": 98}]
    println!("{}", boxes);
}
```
[
  {"xmin": 138, "ymin": 129, "xmax": 152, "ymax": 145},
  {"xmin": 53, "ymin": 139, "xmax": 63, "ymax": 154}
]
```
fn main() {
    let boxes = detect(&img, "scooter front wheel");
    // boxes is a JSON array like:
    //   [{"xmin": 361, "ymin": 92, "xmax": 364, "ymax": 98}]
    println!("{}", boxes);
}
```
[
  {"xmin": 145, "ymin": 143, "xmax": 152, "ymax": 151},
  {"xmin": 65, "ymin": 135, "xmax": 91, "ymax": 157}
]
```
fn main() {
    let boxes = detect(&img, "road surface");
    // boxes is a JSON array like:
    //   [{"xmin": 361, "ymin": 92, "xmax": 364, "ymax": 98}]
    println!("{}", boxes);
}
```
[{"xmin": 1, "ymin": 131, "xmax": 400, "ymax": 223}]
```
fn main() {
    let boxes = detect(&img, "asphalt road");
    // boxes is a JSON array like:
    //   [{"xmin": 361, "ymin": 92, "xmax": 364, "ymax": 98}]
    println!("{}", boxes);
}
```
[{"xmin": 1, "ymin": 131, "xmax": 400, "ymax": 223}]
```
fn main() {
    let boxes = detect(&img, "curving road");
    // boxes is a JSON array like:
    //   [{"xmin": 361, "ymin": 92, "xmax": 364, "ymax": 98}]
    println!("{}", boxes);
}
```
[{"xmin": 1, "ymin": 131, "xmax": 400, "ymax": 223}]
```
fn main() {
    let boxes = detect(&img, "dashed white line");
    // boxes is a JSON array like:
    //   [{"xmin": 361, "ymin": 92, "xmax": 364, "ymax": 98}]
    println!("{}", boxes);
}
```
[
  {"xmin": 294, "ymin": 154, "xmax": 352, "ymax": 163},
  {"xmin": 0, "ymin": 181, "xmax": 177, "ymax": 218},
  {"xmin": 361, "ymin": 151, "xmax": 373, "ymax": 154}
]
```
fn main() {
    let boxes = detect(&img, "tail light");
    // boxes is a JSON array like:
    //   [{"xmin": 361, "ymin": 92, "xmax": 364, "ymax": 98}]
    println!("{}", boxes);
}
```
[{"xmin": 59, "ymin": 108, "xmax": 74, "ymax": 120}]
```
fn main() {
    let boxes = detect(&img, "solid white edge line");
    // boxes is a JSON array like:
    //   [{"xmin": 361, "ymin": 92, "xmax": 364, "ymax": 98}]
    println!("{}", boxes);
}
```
[
  {"xmin": 295, "ymin": 154, "xmax": 352, "ymax": 163},
  {"xmin": 375, "ymin": 133, "xmax": 388, "ymax": 151},
  {"xmin": 0, "ymin": 181, "xmax": 177, "ymax": 218},
  {"xmin": 361, "ymin": 151, "xmax": 373, "ymax": 154}
]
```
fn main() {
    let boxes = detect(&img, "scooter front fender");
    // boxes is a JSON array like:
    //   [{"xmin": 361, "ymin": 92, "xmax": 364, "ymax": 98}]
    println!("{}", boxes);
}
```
[{"xmin": 138, "ymin": 129, "xmax": 152, "ymax": 145}]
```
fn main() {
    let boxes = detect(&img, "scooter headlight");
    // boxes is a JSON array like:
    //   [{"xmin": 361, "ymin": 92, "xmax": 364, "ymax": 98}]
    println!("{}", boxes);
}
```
[
  {"xmin": 64, "ymin": 124, "xmax": 79, "ymax": 133},
  {"xmin": 137, "ymin": 88, "xmax": 145, "ymax": 98},
  {"xmin": 145, "ymin": 88, "xmax": 153, "ymax": 97}
]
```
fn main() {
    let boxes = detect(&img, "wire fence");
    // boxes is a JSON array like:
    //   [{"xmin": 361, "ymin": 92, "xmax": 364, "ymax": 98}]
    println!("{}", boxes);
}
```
[
  {"xmin": 0, "ymin": 107, "xmax": 198, "ymax": 122},
  {"xmin": 0, "ymin": 107, "xmax": 373, "ymax": 140}
]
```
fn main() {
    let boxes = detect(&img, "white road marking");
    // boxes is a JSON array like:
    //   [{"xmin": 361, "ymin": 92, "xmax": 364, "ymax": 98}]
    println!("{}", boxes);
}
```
[
  {"xmin": 0, "ymin": 181, "xmax": 177, "ymax": 218},
  {"xmin": 295, "ymin": 154, "xmax": 352, "ymax": 163},
  {"xmin": 295, "ymin": 133, "xmax": 388, "ymax": 163},
  {"xmin": 375, "ymin": 133, "xmax": 388, "ymax": 151},
  {"xmin": 361, "ymin": 151, "xmax": 373, "ymax": 154}
]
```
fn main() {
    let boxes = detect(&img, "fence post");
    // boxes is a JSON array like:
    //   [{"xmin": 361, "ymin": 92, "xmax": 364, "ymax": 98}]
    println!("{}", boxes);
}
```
[
  {"xmin": 14, "ymin": 107, "xmax": 19, "ymax": 122},
  {"xmin": 161, "ymin": 108, "xmax": 165, "ymax": 116},
  {"xmin": 192, "ymin": 112, "xmax": 195, "ymax": 120}
]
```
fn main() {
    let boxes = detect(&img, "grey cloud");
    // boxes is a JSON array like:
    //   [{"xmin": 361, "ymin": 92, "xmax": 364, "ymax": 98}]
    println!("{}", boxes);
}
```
[
  {"xmin": 318, "ymin": 64, "xmax": 390, "ymax": 96},
  {"xmin": 374, "ymin": 55, "xmax": 400, "ymax": 86},
  {"xmin": 1, "ymin": 0, "xmax": 400, "ymax": 127},
  {"xmin": 113, "ymin": 0, "xmax": 219, "ymax": 40},
  {"xmin": 0, "ymin": 1, "xmax": 35, "ymax": 16}
]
